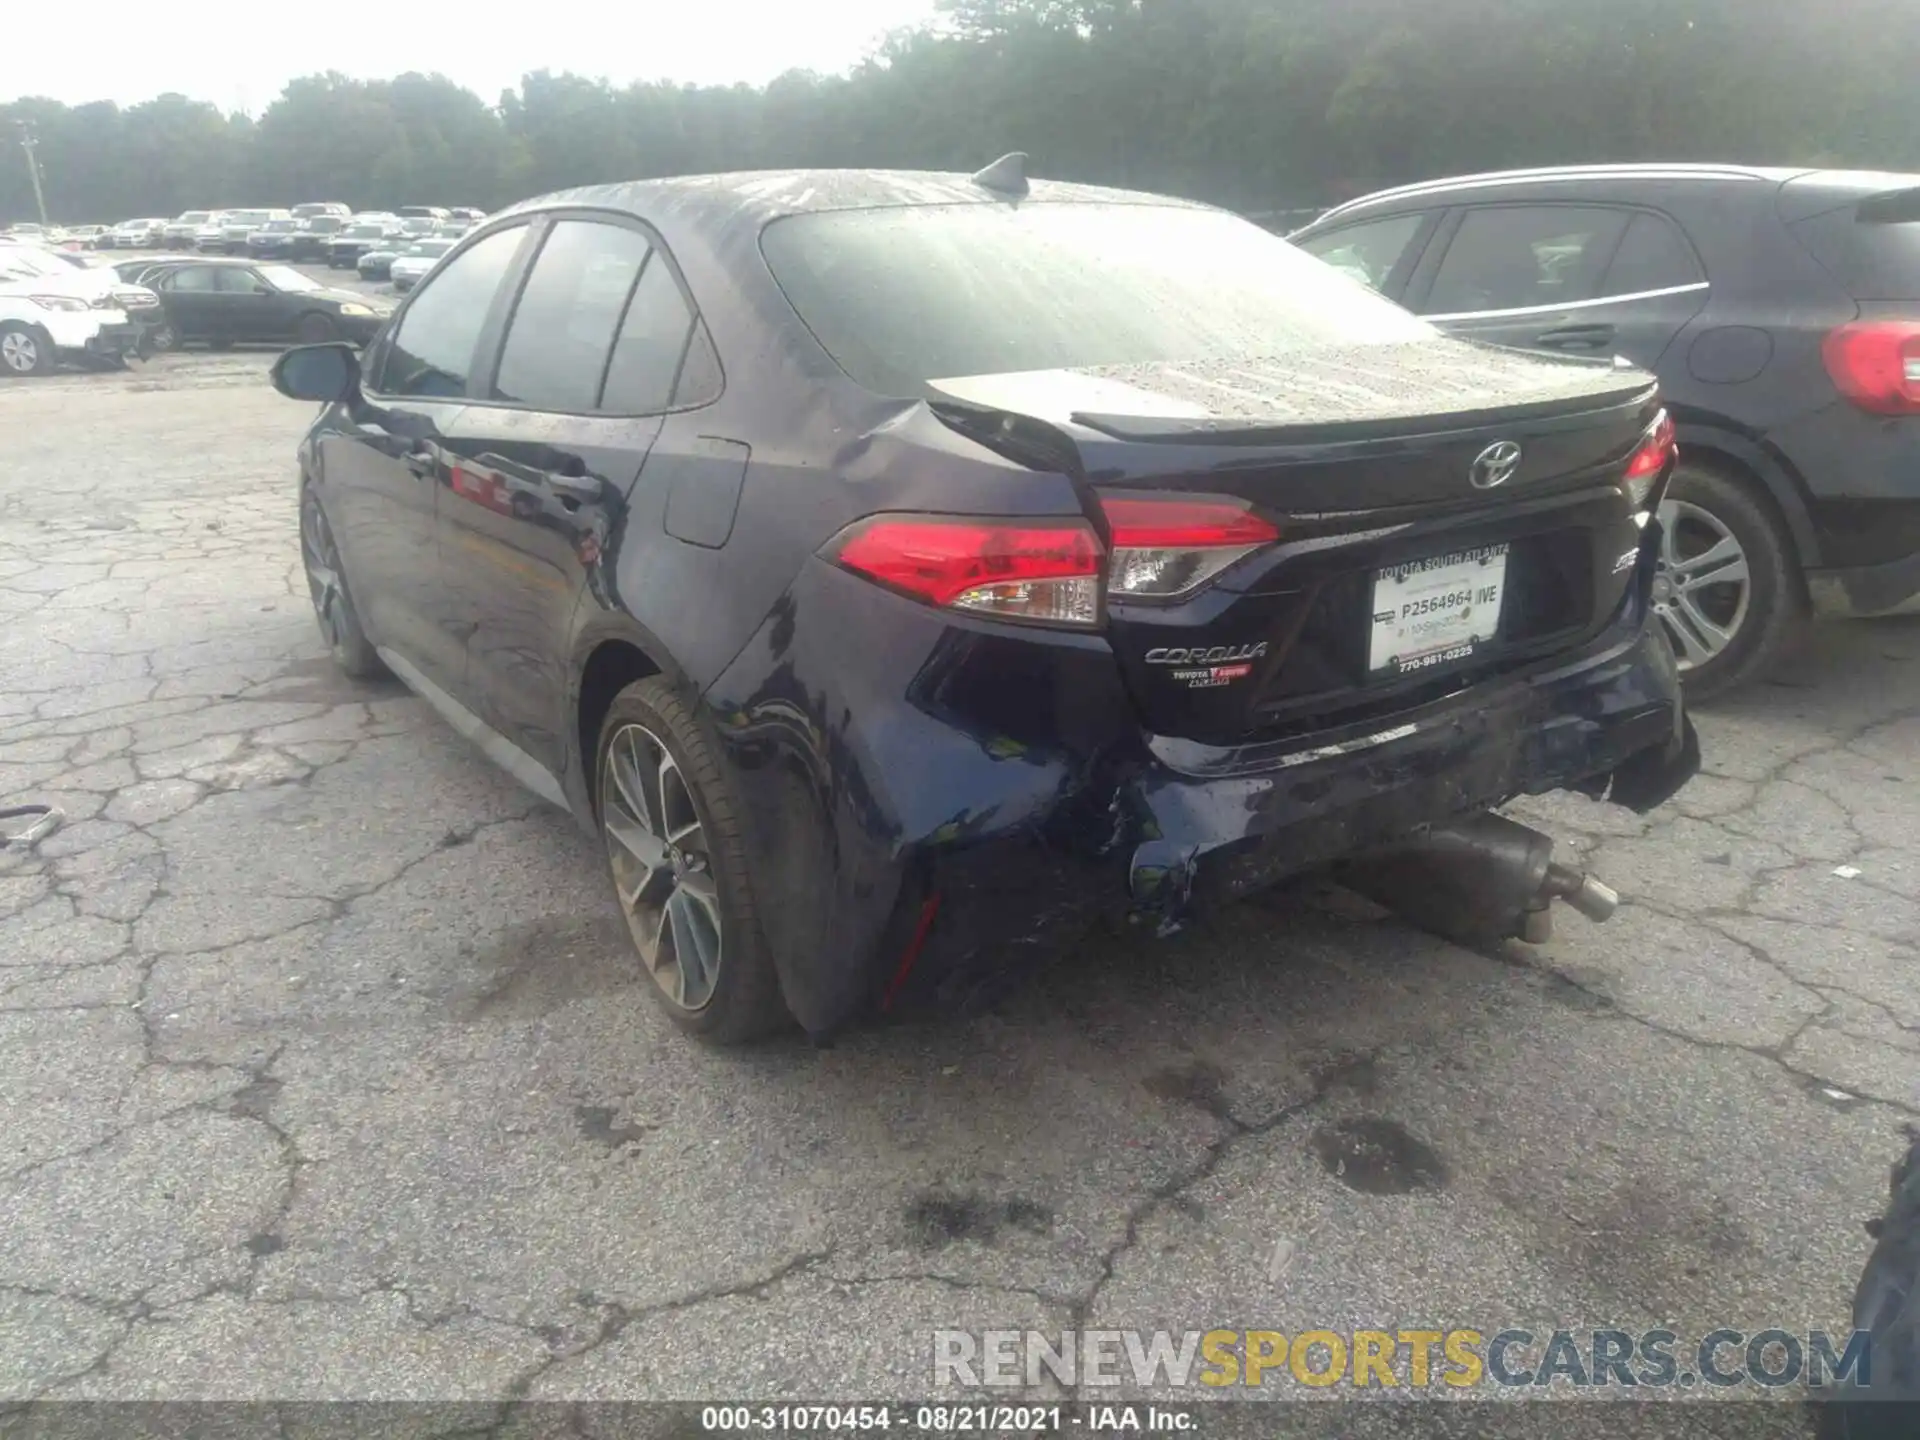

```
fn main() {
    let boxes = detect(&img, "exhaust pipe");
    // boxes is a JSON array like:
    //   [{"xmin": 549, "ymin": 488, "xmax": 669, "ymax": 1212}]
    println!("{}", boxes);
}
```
[{"xmin": 1337, "ymin": 812, "xmax": 1617, "ymax": 947}]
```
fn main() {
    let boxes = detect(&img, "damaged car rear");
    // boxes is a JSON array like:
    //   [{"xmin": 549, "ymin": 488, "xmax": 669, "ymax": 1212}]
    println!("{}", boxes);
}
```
[{"xmin": 275, "ymin": 164, "xmax": 1699, "ymax": 1046}]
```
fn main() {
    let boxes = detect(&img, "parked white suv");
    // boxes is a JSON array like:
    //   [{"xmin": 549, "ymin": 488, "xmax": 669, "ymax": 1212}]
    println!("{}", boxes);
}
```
[{"xmin": 0, "ymin": 249, "xmax": 137, "ymax": 376}]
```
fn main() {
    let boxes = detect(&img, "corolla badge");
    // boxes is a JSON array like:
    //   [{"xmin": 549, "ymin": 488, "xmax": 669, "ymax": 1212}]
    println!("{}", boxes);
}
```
[{"xmin": 1470, "ymin": 440, "xmax": 1523, "ymax": 490}]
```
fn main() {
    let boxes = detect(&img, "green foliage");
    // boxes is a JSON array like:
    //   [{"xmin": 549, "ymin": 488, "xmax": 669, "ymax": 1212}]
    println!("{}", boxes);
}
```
[{"xmin": 2, "ymin": 0, "xmax": 1914, "ymax": 224}]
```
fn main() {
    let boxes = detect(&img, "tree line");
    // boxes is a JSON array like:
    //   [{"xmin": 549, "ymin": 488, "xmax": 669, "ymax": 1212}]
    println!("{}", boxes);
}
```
[{"xmin": 5, "ymin": 0, "xmax": 1915, "ymax": 226}]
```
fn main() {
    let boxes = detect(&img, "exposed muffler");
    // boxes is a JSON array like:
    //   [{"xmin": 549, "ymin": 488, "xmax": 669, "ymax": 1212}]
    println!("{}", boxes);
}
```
[{"xmin": 1337, "ymin": 812, "xmax": 1617, "ymax": 947}]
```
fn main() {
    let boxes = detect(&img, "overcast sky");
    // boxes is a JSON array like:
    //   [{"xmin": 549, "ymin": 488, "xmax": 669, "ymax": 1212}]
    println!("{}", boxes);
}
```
[{"xmin": 8, "ymin": 0, "xmax": 941, "ymax": 113}]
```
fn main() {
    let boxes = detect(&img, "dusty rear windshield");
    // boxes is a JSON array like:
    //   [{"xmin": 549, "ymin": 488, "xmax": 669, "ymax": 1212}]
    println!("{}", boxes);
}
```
[{"xmin": 758, "ymin": 202, "xmax": 1435, "ymax": 396}]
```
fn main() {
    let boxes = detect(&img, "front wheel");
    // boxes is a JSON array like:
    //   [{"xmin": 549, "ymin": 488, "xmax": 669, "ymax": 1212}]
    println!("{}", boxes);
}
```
[
  {"xmin": 143, "ymin": 324, "xmax": 177, "ymax": 355},
  {"xmin": 0, "ymin": 323, "xmax": 55, "ymax": 378},
  {"xmin": 299, "ymin": 485, "xmax": 386, "ymax": 680},
  {"xmin": 595, "ymin": 678, "xmax": 789, "ymax": 1044},
  {"xmin": 1653, "ymin": 463, "xmax": 1806, "ymax": 702},
  {"xmin": 296, "ymin": 312, "xmax": 338, "ymax": 344}
]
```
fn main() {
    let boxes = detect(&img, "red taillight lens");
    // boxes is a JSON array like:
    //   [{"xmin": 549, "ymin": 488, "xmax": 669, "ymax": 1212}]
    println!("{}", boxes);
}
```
[
  {"xmin": 829, "ymin": 515, "xmax": 1103, "ymax": 627},
  {"xmin": 1620, "ymin": 407, "xmax": 1677, "ymax": 511},
  {"xmin": 1823, "ymin": 321, "xmax": 1920, "ymax": 415},
  {"xmin": 1100, "ymin": 495, "xmax": 1281, "ymax": 600},
  {"xmin": 1624, "ymin": 408, "xmax": 1677, "ymax": 483}
]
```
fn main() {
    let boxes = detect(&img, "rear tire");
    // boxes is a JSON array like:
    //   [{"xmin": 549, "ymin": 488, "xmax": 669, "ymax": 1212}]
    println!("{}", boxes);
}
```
[
  {"xmin": 1814, "ymin": 1130, "xmax": 1920, "ymax": 1438},
  {"xmin": 0, "ymin": 323, "xmax": 55, "ymax": 378},
  {"xmin": 1654, "ymin": 461, "xmax": 1806, "ymax": 701},
  {"xmin": 299, "ymin": 484, "xmax": 386, "ymax": 681},
  {"xmin": 594, "ymin": 678, "xmax": 789, "ymax": 1045}
]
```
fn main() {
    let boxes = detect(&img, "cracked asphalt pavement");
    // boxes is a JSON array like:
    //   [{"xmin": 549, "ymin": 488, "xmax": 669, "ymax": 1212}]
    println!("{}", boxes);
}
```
[{"xmin": 2, "ymin": 354, "xmax": 1917, "ymax": 1427}]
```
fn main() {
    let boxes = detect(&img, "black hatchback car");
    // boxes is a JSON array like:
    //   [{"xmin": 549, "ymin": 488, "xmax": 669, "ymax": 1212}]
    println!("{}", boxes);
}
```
[
  {"xmin": 141, "ymin": 258, "xmax": 393, "ymax": 347},
  {"xmin": 269, "ymin": 166, "xmax": 1698, "ymax": 1044},
  {"xmin": 1292, "ymin": 164, "xmax": 1920, "ymax": 697}
]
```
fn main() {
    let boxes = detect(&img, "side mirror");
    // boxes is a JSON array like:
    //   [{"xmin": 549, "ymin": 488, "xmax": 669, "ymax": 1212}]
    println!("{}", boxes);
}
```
[{"xmin": 271, "ymin": 342, "xmax": 359, "ymax": 402}]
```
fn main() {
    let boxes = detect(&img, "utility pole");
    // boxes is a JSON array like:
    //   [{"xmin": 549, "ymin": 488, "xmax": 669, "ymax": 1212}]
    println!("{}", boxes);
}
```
[{"xmin": 16, "ymin": 124, "xmax": 49, "ymax": 227}]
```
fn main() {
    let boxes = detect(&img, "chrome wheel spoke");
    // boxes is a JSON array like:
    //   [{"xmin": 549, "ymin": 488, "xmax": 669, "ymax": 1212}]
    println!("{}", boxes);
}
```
[
  {"xmin": 1656, "ymin": 502, "xmax": 1684, "ymax": 567},
  {"xmin": 1654, "ymin": 498, "xmax": 1750, "ymax": 670},
  {"xmin": 664, "ymin": 882, "xmax": 722, "ymax": 1009},
  {"xmin": 605, "ymin": 805, "xmax": 667, "ymax": 878},
  {"xmin": 1662, "ymin": 594, "xmax": 1724, "ymax": 664},
  {"xmin": 600, "ymin": 721, "xmax": 724, "ymax": 1014},
  {"xmin": 1674, "ymin": 535, "xmax": 1747, "ymax": 590}
]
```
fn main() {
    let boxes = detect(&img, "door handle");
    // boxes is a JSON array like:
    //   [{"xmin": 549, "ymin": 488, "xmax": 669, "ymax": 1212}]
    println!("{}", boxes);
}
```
[
  {"xmin": 402, "ymin": 446, "xmax": 435, "ymax": 479},
  {"xmin": 1534, "ymin": 323, "xmax": 1616, "ymax": 350},
  {"xmin": 542, "ymin": 471, "xmax": 603, "ymax": 509}
]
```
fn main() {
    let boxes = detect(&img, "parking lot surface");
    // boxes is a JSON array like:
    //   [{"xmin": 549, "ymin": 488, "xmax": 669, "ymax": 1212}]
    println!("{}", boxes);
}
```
[{"xmin": 1, "ymin": 352, "xmax": 1916, "ymax": 1428}]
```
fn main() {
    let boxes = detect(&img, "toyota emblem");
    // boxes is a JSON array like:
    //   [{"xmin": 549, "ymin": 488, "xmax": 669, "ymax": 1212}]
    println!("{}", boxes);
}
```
[{"xmin": 1470, "ymin": 441, "xmax": 1523, "ymax": 490}]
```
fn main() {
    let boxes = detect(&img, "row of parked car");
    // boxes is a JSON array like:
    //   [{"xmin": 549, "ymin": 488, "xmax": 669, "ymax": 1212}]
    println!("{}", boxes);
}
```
[{"xmin": 3, "ymin": 203, "xmax": 487, "ymax": 258}]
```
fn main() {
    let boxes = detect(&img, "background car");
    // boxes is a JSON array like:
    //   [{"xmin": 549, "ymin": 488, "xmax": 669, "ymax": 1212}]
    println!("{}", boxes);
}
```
[
  {"xmin": 292, "ymin": 202, "xmax": 352, "ymax": 222},
  {"xmin": 0, "ymin": 248, "xmax": 141, "ymax": 373},
  {"xmin": 193, "ymin": 212, "xmax": 232, "ymax": 251},
  {"xmin": 246, "ymin": 217, "xmax": 305, "ymax": 258},
  {"xmin": 386, "ymin": 238, "xmax": 457, "ymax": 291},
  {"xmin": 211, "ymin": 208, "xmax": 289, "ymax": 254},
  {"xmin": 1291, "ymin": 164, "xmax": 1920, "ymax": 698},
  {"xmin": 165, "ymin": 211, "xmax": 213, "ymax": 248},
  {"xmin": 327, "ymin": 218, "xmax": 400, "ymax": 269},
  {"xmin": 289, "ymin": 215, "xmax": 348, "ymax": 262},
  {"xmin": 145, "ymin": 257, "xmax": 392, "ymax": 347},
  {"xmin": 355, "ymin": 241, "xmax": 406, "ymax": 281},
  {"xmin": 60, "ymin": 225, "xmax": 110, "ymax": 250},
  {"xmin": 107, "ymin": 218, "xmax": 168, "ymax": 249}
]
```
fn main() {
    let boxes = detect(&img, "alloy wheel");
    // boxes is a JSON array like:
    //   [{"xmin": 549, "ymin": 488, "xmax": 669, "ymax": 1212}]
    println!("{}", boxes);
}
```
[
  {"xmin": 299, "ymin": 492, "xmax": 347, "ymax": 650},
  {"xmin": 1654, "ymin": 498, "xmax": 1752, "ymax": 669},
  {"xmin": 0, "ymin": 330, "xmax": 40, "ymax": 374},
  {"xmin": 599, "ymin": 722, "xmax": 723, "ymax": 1011}
]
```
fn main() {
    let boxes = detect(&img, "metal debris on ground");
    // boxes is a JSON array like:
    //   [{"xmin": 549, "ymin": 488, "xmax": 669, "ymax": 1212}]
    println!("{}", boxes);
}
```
[{"xmin": 0, "ymin": 804, "xmax": 64, "ymax": 849}]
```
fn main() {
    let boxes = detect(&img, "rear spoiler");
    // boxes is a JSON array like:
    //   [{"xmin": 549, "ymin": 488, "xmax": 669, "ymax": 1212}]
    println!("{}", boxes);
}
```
[{"xmin": 1858, "ymin": 187, "xmax": 1920, "ymax": 225}]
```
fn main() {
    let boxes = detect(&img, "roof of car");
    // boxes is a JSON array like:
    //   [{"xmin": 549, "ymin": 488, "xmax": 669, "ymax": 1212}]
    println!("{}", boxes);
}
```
[
  {"xmin": 1307, "ymin": 163, "xmax": 1814, "ymax": 228},
  {"xmin": 136, "ymin": 256, "xmax": 259, "ymax": 266},
  {"xmin": 499, "ymin": 168, "xmax": 1213, "ymax": 231}
]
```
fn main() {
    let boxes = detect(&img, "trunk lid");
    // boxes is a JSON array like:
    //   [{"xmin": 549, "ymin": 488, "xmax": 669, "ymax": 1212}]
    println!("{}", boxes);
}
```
[{"xmin": 931, "ymin": 337, "xmax": 1660, "ymax": 744}]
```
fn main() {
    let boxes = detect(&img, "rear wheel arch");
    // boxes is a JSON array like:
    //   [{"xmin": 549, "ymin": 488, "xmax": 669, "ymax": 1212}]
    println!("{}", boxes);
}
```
[
  {"xmin": 575, "ymin": 638, "xmax": 666, "ymax": 818},
  {"xmin": 1666, "ymin": 418, "xmax": 1821, "ymax": 567}
]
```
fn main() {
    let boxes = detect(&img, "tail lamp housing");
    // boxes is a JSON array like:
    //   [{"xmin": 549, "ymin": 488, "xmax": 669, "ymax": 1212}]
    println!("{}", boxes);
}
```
[
  {"xmin": 1100, "ymin": 495, "xmax": 1281, "ymax": 600},
  {"xmin": 826, "ymin": 495, "xmax": 1282, "ymax": 628},
  {"xmin": 1621, "ymin": 408, "xmax": 1677, "ymax": 512},
  {"xmin": 829, "ymin": 516, "xmax": 1103, "ymax": 627},
  {"xmin": 1823, "ymin": 321, "xmax": 1920, "ymax": 416}
]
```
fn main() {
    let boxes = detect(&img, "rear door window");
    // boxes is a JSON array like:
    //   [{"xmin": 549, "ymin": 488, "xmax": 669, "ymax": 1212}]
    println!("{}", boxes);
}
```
[
  {"xmin": 162, "ymin": 266, "xmax": 219, "ymax": 293},
  {"xmin": 1422, "ymin": 206, "xmax": 1631, "ymax": 316},
  {"xmin": 491, "ymin": 219, "xmax": 653, "ymax": 412},
  {"xmin": 1295, "ymin": 213, "xmax": 1429, "ymax": 293},
  {"xmin": 1600, "ymin": 212, "xmax": 1706, "ymax": 296},
  {"xmin": 599, "ymin": 253, "xmax": 700, "ymax": 413}
]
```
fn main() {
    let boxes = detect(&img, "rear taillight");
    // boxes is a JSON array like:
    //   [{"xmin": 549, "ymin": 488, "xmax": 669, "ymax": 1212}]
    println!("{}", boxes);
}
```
[
  {"xmin": 1823, "ymin": 321, "xmax": 1920, "ymax": 415},
  {"xmin": 1621, "ymin": 408, "xmax": 1677, "ymax": 511},
  {"xmin": 1100, "ymin": 495, "xmax": 1281, "ymax": 600},
  {"xmin": 828, "ymin": 515, "xmax": 1103, "ymax": 627}
]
